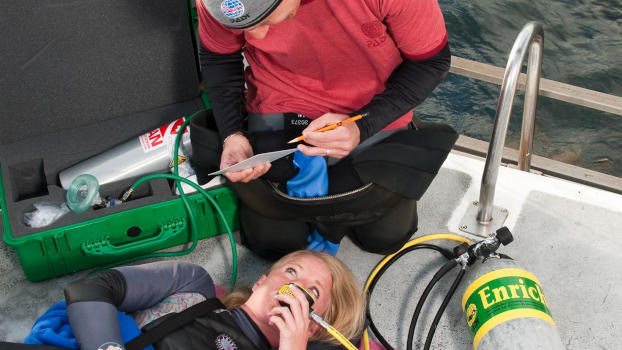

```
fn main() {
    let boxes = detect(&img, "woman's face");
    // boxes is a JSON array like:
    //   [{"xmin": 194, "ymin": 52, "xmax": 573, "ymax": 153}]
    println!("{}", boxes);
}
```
[{"xmin": 251, "ymin": 254, "xmax": 333, "ymax": 317}]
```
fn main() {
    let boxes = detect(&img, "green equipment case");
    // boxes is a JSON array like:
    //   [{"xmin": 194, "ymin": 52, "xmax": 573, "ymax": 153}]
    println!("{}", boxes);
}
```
[{"xmin": 0, "ymin": 0, "xmax": 238, "ymax": 281}]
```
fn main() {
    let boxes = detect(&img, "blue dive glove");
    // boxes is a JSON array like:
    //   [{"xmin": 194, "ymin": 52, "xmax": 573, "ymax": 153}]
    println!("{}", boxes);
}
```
[
  {"xmin": 286, "ymin": 151, "xmax": 339, "ymax": 254},
  {"xmin": 306, "ymin": 230, "xmax": 340, "ymax": 256},
  {"xmin": 24, "ymin": 301, "xmax": 153, "ymax": 350},
  {"xmin": 286, "ymin": 151, "xmax": 328, "ymax": 198}
]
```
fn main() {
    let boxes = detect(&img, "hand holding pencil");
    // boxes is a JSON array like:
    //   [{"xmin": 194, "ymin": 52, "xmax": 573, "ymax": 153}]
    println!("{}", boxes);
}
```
[
  {"xmin": 293, "ymin": 112, "xmax": 366, "ymax": 159},
  {"xmin": 287, "ymin": 113, "xmax": 365, "ymax": 144}
]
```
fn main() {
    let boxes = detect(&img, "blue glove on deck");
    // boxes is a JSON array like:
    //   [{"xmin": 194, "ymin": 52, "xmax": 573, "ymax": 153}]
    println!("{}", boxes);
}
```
[
  {"xmin": 24, "ymin": 301, "xmax": 78, "ymax": 349},
  {"xmin": 24, "ymin": 301, "xmax": 153, "ymax": 350},
  {"xmin": 286, "ymin": 151, "xmax": 328, "ymax": 198},
  {"xmin": 306, "ymin": 230, "xmax": 340, "ymax": 256}
]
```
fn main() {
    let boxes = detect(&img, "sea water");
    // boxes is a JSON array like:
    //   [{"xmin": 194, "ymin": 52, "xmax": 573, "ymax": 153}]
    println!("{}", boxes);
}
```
[{"xmin": 418, "ymin": 0, "xmax": 622, "ymax": 176}]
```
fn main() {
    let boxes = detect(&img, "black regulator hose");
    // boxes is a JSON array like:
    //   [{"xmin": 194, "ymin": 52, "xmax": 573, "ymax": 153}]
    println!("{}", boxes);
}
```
[
  {"xmin": 366, "ymin": 244, "xmax": 453, "ymax": 349},
  {"xmin": 423, "ymin": 266, "xmax": 466, "ymax": 350},
  {"xmin": 406, "ymin": 258, "xmax": 458, "ymax": 350},
  {"xmin": 362, "ymin": 234, "xmax": 472, "ymax": 350},
  {"xmin": 367, "ymin": 244, "xmax": 453, "ymax": 293}
]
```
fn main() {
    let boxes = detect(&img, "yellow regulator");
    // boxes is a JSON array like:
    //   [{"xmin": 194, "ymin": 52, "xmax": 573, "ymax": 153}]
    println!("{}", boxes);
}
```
[{"xmin": 460, "ymin": 257, "xmax": 564, "ymax": 349}]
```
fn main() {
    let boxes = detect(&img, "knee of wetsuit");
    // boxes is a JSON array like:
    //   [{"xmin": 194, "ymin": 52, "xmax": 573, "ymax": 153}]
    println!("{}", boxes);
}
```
[
  {"xmin": 350, "ymin": 198, "xmax": 418, "ymax": 254},
  {"xmin": 239, "ymin": 204, "xmax": 310, "ymax": 260},
  {"xmin": 64, "ymin": 269, "xmax": 126, "ymax": 305}
]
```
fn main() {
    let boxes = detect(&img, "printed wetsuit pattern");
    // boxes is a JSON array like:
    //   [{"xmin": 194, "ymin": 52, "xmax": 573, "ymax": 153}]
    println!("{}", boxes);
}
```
[{"xmin": 132, "ymin": 292, "xmax": 207, "ymax": 329}]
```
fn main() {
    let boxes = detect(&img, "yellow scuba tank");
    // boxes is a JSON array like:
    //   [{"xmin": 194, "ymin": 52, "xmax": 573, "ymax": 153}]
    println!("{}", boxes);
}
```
[{"xmin": 459, "ymin": 229, "xmax": 564, "ymax": 349}]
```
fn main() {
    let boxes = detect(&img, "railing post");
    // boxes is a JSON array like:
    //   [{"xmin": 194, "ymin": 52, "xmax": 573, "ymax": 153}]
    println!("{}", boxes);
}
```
[
  {"xmin": 477, "ymin": 22, "xmax": 544, "ymax": 224},
  {"xmin": 518, "ymin": 32, "xmax": 544, "ymax": 171}
]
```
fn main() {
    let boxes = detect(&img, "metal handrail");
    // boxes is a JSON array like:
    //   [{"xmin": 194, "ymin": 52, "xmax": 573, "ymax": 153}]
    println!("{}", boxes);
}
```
[
  {"xmin": 477, "ymin": 22, "xmax": 544, "ymax": 223},
  {"xmin": 449, "ymin": 56, "xmax": 622, "ymax": 117}
]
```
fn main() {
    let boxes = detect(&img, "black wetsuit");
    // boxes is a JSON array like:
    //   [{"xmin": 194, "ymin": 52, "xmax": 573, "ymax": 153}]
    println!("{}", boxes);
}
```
[
  {"xmin": 64, "ymin": 261, "xmax": 344, "ymax": 350},
  {"xmin": 189, "ymin": 42, "xmax": 456, "ymax": 259}
]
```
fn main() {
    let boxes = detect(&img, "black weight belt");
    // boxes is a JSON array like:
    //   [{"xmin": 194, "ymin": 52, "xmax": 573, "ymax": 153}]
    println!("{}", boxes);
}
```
[{"xmin": 247, "ymin": 112, "xmax": 403, "ymax": 163}]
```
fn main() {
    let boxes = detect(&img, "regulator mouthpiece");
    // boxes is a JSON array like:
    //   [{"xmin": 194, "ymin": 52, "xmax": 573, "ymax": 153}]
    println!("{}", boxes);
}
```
[
  {"xmin": 279, "ymin": 284, "xmax": 357, "ymax": 350},
  {"xmin": 278, "ymin": 283, "xmax": 315, "ymax": 308}
]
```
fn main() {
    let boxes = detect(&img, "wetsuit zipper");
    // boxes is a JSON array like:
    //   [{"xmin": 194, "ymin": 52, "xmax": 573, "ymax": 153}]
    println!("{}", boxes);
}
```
[{"xmin": 268, "ymin": 182, "xmax": 374, "ymax": 201}]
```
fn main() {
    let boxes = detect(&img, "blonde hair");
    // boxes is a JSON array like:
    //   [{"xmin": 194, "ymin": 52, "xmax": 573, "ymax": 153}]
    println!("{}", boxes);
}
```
[
  {"xmin": 223, "ymin": 250, "xmax": 366, "ymax": 345},
  {"xmin": 221, "ymin": 286, "xmax": 252, "ymax": 309}
]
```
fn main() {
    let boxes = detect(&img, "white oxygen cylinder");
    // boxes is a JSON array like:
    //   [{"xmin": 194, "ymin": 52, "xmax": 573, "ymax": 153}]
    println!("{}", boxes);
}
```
[
  {"xmin": 59, "ymin": 117, "xmax": 190, "ymax": 189},
  {"xmin": 461, "ymin": 257, "xmax": 564, "ymax": 350}
]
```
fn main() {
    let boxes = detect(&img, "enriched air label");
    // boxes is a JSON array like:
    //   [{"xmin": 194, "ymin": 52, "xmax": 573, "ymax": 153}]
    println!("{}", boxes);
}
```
[{"xmin": 462, "ymin": 268, "xmax": 555, "ymax": 349}]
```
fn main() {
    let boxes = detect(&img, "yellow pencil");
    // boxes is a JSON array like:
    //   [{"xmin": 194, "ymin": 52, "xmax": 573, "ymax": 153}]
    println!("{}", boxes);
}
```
[{"xmin": 286, "ymin": 114, "xmax": 364, "ymax": 144}]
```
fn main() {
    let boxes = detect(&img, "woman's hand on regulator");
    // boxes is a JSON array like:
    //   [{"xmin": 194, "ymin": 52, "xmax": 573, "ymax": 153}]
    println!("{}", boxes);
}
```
[
  {"xmin": 269, "ymin": 286, "xmax": 312, "ymax": 350},
  {"xmin": 220, "ymin": 132, "xmax": 270, "ymax": 182},
  {"xmin": 297, "ymin": 113, "xmax": 361, "ymax": 159}
]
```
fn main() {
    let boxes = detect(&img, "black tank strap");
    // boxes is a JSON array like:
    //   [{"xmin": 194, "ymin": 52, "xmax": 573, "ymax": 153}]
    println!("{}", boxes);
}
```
[{"xmin": 126, "ymin": 298, "xmax": 225, "ymax": 350}]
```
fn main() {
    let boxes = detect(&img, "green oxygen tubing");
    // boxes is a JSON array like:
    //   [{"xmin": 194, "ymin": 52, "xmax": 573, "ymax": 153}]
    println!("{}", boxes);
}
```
[{"xmin": 93, "ymin": 110, "xmax": 238, "ymax": 291}]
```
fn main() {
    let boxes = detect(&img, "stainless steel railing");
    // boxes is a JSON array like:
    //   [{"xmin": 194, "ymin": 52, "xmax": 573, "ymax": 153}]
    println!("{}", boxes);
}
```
[{"xmin": 477, "ymin": 21, "xmax": 544, "ymax": 224}]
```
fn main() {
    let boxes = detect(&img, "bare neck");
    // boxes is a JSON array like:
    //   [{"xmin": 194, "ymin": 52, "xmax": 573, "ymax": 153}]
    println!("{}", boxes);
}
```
[{"xmin": 240, "ymin": 303, "xmax": 279, "ymax": 347}]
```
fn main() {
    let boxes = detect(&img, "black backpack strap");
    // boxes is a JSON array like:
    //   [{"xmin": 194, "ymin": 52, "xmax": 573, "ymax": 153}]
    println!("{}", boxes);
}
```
[{"xmin": 125, "ymin": 298, "xmax": 225, "ymax": 350}]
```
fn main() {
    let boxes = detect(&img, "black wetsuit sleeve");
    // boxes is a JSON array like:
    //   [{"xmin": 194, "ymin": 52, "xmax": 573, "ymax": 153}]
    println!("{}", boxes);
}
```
[
  {"xmin": 64, "ymin": 261, "xmax": 216, "ymax": 350},
  {"xmin": 352, "ymin": 42, "xmax": 451, "ymax": 141},
  {"xmin": 199, "ymin": 44, "xmax": 246, "ymax": 140},
  {"xmin": 64, "ymin": 261, "xmax": 216, "ymax": 310},
  {"xmin": 64, "ymin": 269, "xmax": 127, "ymax": 306},
  {"xmin": 116, "ymin": 261, "xmax": 216, "ymax": 311}
]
